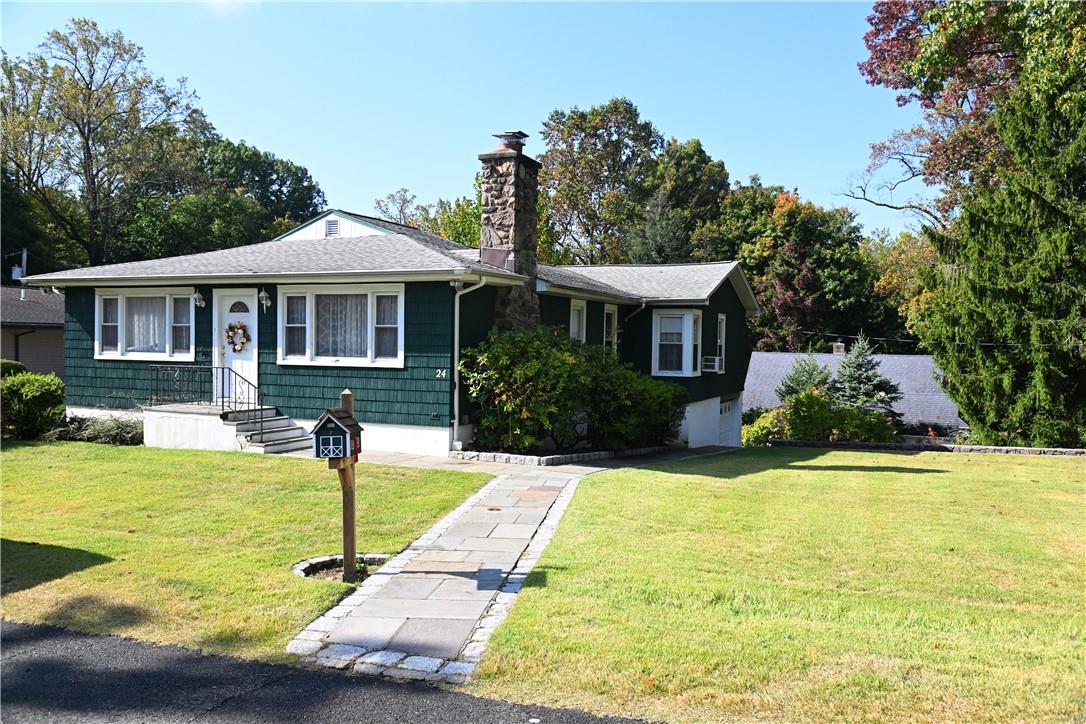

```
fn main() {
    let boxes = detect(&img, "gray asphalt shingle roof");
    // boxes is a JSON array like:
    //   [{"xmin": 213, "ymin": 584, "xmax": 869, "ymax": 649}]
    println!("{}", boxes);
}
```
[
  {"xmin": 23, "ymin": 209, "xmax": 757, "ymax": 310},
  {"xmin": 23, "ymin": 232, "xmax": 517, "ymax": 283},
  {"xmin": 743, "ymin": 351, "xmax": 962, "ymax": 427},
  {"xmin": 1, "ymin": 286, "xmax": 65, "ymax": 327}
]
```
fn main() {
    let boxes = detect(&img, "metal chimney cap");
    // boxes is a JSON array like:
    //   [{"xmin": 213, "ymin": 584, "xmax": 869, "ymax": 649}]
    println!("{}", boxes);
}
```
[{"xmin": 494, "ymin": 131, "xmax": 528, "ymax": 143}]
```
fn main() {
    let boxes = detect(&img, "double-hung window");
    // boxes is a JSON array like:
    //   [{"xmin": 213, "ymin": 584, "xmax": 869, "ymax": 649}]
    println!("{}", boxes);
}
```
[
  {"xmin": 94, "ymin": 288, "xmax": 196, "ymax": 361},
  {"xmin": 603, "ymin": 304, "xmax": 618, "ymax": 350},
  {"xmin": 569, "ymin": 299, "xmax": 586, "ymax": 342},
  {"xmin": 277, "ymin": 284, "xmax": 404, "ymax": 367},
  {"xmin": 651, "ymin": 309, "xmax": 702, "ymax": 377}
]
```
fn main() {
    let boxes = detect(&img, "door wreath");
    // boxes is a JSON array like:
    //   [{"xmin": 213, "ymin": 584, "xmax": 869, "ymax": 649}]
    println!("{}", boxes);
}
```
[{"xmin": 225, "ymin": 322, "xmax": 252, "ymax": 352}]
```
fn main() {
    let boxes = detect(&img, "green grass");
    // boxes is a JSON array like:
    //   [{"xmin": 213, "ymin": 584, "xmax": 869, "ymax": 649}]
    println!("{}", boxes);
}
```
[
  {"xmin": 471, "ymin": 448, "xmax": 1085, "ymax": 722},
  {"xmin": 0, "ymin": 442, "xmax": 488, "ymax": 661}
]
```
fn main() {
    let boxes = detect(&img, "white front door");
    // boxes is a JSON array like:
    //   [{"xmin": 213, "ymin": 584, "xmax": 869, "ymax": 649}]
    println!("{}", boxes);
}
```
[{"xmin": 215, "ymin": 290, "xmax": 259, "ymax": 398}]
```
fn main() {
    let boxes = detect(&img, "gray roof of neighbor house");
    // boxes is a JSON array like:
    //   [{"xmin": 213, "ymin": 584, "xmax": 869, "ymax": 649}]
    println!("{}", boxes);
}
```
[
  {"xmin": 743, "ymin": 351, "xmax": 962, "ymax": 427},
  {"xmin": 1, "ymin": 286, "xmax": 65, "ymax": 327},
  {"xmin": 22, "ymin": 210, "xmax": 758, "ymax": 312}
]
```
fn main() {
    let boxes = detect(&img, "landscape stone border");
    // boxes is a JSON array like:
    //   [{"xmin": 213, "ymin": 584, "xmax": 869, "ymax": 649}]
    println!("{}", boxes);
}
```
[
  {"xmin": 769, "ymin": 439, "xmax": 1085, "ymax": 456},
  {"xmin": 285, "ymin": 472, "xmax": 583, "ymax": 684},
  {"xmin": 291, "ymin": 553, "xmax": 391, "ymax": 578},
  {"xmin": 449, "ymin": 444, "xmax": 671, "ymax": 467}
]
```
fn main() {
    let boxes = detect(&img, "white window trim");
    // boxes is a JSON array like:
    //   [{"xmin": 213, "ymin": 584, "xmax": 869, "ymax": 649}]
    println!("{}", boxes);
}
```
[
  {"xmin": 569, "ymin": 298, "xmax": 587, "ymax": 342},
  {"xmin": 276, "ymin": 283, "xmax": 405, "ymax": 368},
  {"xmin": 93, "ymin": 287, "xmax": 196, "ymax": 362},
  {"xmin": 651, "ymin": 308, "xmax": 702, "ymax": 377},
  {"xmin": 716, "ymin": 313, "xmax": 727, "ymax": 374},
  {"xmin": 603, "ymin": 304, "xmax": 618, "ymax": 350}
]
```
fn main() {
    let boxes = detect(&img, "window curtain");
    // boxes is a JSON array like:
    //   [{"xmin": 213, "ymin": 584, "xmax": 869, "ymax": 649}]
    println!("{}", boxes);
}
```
[
  {"xmin": 126, "ymin": 297, "xmax": 167, "ymax": 353},
  {"xmin": 285, "ymin": 296, "xmax": 307, "ymax": 357},
  {"xmin": 658, "ymin": 316, "xmax": 683, "ymax": 371},
  {"xmin": 172, "ymin": 298, "xmax": 191, "ymax": 353},
  {"xmin": 316, "ymin": 294, "xmax": 367, "ymax": 357}
]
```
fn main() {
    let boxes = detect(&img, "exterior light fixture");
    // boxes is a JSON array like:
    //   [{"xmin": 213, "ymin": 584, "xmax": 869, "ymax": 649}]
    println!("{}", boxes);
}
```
[
  {"xmin": 193, "ymin": 290, "xmax": 206, "ymax": 308},
  {"xmin": 258, "ymin": 288, "xmax": 271, "ymax": 313}
]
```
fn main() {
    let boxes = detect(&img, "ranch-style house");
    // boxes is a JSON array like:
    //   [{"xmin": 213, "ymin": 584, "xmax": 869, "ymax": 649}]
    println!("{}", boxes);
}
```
[{"xmin": 24, "ymin": 132, "xmax": 760, "ymax": 456}]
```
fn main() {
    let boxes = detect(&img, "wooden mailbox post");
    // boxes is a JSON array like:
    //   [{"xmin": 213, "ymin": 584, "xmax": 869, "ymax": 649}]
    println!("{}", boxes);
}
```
[{"xmin": 310, "ymin": 389, "xmax": 363, "ymax": 583}]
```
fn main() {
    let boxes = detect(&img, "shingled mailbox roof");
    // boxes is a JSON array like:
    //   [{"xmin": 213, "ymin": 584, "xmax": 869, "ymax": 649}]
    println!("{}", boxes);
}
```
[{"xmin": 310, "ymin": 408, "xmax": 364, "ymax": 436}]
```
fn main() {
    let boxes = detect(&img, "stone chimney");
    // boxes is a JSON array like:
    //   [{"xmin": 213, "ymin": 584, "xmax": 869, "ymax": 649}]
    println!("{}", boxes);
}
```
[{"xmin": 479, "ymin": 131, "xmax": 540, "ymax": 329}]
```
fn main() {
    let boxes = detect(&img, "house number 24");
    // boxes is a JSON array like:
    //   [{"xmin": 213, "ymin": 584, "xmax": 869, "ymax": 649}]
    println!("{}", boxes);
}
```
[{"xmin": 435, "ymin": 368, "xmax": 448, "ymax": 379}]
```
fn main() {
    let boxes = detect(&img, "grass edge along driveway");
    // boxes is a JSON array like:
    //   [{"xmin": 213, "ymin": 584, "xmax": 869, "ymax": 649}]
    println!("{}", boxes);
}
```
[
  {"xmin": 470, "ymin": 447, "xmax": 1085, "ymax": 723},
  {"xmin": 1, "ymin": 442, "xmax": 490, "ymax": 662}
]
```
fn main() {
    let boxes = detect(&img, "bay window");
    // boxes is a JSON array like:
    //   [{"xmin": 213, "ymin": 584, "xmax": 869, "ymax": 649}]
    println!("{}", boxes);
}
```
[
  {"xmin": 94, "ymin": 288, "xmax": 196, "ymax": 361},
  {"xmin": 277, "ymin": 284, "xmax": 404, "ymax": 367},
  {"xmin": 651, "ymin": 309, "xmax": 703, "ymax": 377}
]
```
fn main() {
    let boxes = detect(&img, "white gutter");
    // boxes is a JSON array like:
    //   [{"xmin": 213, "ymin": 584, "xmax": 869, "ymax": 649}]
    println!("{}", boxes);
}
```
[
  {"xmin": 624, "ymin": 300, "xmax": 646, "ymax": 323},
  {"xmin": 451, "ymin": 278, "xmax": 488, "ymax": 448}
]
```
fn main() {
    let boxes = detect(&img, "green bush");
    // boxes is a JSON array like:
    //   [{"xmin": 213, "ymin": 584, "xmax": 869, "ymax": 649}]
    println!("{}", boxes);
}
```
[
  {"xmin": 45, "ymin": 414, "xmax": 144, "ymax": 445},
  {"xmin": 741, "ymin": 390, "xmax": 896, "ymax": 447},
  {"xmin": 460, "ymin": 326, "xmax": 687, "ymax": 454},
  {"xmin": 0, "ymin": 359, "xmax": 27, "ymax": 377},
  {"xmin": 780, "ymin": 389, "xmax": 838, "ymax": 441},
  {"xmin": 1, "ymin": 372, "xmax": 65, "ymax": 439},
  {"xmin": 832, "ymin": 406, "xmax": 896, "ymax": 443},
  {"xmin": 742, "ymin": 408, "xmax": 786, "ymax": 447}
]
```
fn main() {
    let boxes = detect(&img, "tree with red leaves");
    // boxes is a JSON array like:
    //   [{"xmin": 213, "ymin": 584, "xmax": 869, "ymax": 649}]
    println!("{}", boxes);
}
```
[{"xmin": 852, "ymin": 1, "xmax": 1085, "ymax": 225}]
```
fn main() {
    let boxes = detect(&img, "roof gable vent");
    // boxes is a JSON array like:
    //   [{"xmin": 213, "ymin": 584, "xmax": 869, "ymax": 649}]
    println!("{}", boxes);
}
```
[{"xmin": 325, "ymin": 219, "xmax": 341, "ymax": 237}]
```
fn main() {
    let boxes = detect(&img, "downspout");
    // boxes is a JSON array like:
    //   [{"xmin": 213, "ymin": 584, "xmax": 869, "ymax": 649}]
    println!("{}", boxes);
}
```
[
  {"xmin": 451, "ymin": 278, "xmax": 488, "ymax": 448},
  {"xmin": 624, "ymin": 300, "xmax": 646, "ymax": 323}
]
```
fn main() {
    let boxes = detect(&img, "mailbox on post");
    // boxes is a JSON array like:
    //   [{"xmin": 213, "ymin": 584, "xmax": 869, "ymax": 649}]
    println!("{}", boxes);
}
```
[{"xmin": 311, "ymin": 408, "xmax": 362, "ymax": 461}]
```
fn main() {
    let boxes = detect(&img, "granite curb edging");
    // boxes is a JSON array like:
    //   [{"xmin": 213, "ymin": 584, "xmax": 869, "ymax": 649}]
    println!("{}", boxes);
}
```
[
  {"xmin": 285, "ymin": 471, "xmax": 583, "ymax": 685},
  {"xmin": 768, "ymin": 439, "xmax": 1086, "ymax": 455},
  {"xmin": 449, "ymin": 445, "xmax": 671, "ymax": 467}
]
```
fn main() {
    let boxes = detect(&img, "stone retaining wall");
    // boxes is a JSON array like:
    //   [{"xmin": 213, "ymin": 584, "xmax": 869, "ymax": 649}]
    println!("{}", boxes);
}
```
[
  {"xmin": 769, "ymin": 439, "xmax": 1085, "ymax": 455},
  {"xmin": 449, "ymin": 445, "xmax": 672, "ymax": 467}
]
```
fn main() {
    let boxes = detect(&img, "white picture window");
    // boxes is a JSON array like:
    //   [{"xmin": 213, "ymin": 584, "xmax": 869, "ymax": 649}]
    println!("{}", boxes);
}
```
[
  {"xmin": 569, "ymin": 299, "xmax": 587, "ymax": 342},
  {"xmin": 603, "ymin": 304, "xmax": 618, "ymax": 350},
  {"xmin": 277, "ymin": 284, "xmax": 404, "ymax": 368},
  {"xmin": 651, "ymin": 309, "xmax": 703, "ymax": 377},
  {"xmin": 716, "ymin": 314, "xmax": 726, "ymax": 373},
  {"xmin": 94, "ymin": 288, "xmax": 196, "ymax": 361}
]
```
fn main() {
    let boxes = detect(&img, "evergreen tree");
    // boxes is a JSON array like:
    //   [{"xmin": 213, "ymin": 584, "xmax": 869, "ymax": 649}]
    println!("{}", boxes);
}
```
[
  {"xmin": 775, "ymin": 354, "xmax": 832, "ymax": 403},
  {"xmin": 913, "ymin": 67, "xmax": 1086, "ymax": 447},
  {"xmin": 829, "ymin": 334, "xmax": 902, "ymax": 414}
]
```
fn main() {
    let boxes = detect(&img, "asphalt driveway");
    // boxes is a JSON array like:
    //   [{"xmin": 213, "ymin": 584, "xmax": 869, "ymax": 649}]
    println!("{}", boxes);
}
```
[{"xmin": 1, "ymin": 621, "xmax": 635, "ymax": 723}]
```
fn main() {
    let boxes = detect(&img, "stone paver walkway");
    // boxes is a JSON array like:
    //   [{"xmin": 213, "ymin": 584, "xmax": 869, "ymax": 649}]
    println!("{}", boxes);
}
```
[
  {"xmin": 288, "ymin": 468, "xmax": 586, "ymax": 683},
  {"xmin": 287, "ymin": 445, "xmax": 736, "ymax": 683}
]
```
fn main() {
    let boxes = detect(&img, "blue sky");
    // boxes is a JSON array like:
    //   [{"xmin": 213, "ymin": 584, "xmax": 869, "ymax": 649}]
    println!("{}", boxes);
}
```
[{"xmin": 2, "ymin": 2, "xmax": 927, "ymax": 236}]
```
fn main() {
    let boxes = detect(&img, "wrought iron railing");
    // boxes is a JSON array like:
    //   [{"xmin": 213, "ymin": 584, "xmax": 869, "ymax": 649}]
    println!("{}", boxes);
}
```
[{"xmin": 149, "ymin": 365, "xmax": 266, "ymax": 439}]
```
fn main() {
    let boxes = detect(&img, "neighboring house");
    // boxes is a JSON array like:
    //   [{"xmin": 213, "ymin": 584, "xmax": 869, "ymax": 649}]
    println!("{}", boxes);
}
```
[
  {"xmin": 1, "ymin": 286, "xmax": 65, "ymax": 377},
  {"xmin": 24, "ymin": 132, "xmax": 759, "ymax": 456},
  {"xmin": 743, "ymin": 351, "xmax": 962, "ymax": 430}
]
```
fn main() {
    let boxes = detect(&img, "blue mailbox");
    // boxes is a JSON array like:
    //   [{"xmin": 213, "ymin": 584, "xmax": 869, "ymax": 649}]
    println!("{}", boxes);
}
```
[{"xmin": 311, "ymin": 408, "xmax": 363, "ymax": 460}]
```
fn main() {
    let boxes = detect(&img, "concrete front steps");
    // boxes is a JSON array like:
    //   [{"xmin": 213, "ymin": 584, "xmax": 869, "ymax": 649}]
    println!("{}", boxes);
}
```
[{"xmin": 226, "ymin": 407, "xmax": 313, "ymax": 455}]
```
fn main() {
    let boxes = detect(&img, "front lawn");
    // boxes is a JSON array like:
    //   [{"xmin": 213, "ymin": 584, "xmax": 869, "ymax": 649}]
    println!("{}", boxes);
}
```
[
  {"xmin": 0, "ymin": 442, "xmax": 488, "ymax": 661},
  {"xmin": 471, "ymin": 448, "xmax": 1085, "ymax": 722}
]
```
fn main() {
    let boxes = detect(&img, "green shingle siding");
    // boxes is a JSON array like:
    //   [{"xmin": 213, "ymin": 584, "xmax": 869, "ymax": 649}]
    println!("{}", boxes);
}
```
[{"xmin": 64, "ymin": 282, "xmax": 455, "ymax": 428}]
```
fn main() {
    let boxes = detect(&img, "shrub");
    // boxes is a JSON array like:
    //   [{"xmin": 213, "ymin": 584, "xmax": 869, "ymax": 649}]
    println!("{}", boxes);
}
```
[
  {"xmin": 832, "ymin": 406, "xmax": 896, "ymax": 443},
  {"xmin": 460, "ymin": 327, "xmax": 687, "ymax": 454},
  {"xmin": 45, "ymin": 414, "xmax": 144, "ymax": 445},
  {"xmin": 0, "ymin": 359, "xmax": 27, "ymax": 377},
  {"xmin": 1, "ymin": 372, "xmax": 65, "ymax": 439},
  {"xmin": 780, "ymin": 389, "xmax": 837, "ymax": 441},
  {"xmin": 742, "ymin": 408, "xmax": 786, "ymax": 447},
  {"xmin": 742, "ymin": 406, "xmax": 769, "ymax": 425}
]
